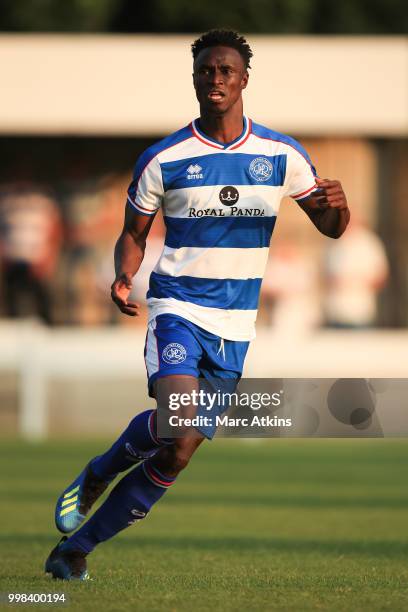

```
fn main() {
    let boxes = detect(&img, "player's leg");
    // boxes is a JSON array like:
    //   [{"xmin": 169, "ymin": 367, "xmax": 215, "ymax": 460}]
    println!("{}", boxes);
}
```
[
  {"xmin": 47, "ymin": 314, "xmax": 204, "ymax": 577},
  {"xmin": 54, "ymin": 408, "xmax": 170, "ymax": 534},
  {"xmin": 46, "ymin": 432, "xmax": 204, "ymax": 580},
  {"xmin": 45, "ymin": 375, "xmax": 204, "ymax": 580},
  {"xmin": 54, "ymin": 322, "xmax": 178, "ymax": 534}
]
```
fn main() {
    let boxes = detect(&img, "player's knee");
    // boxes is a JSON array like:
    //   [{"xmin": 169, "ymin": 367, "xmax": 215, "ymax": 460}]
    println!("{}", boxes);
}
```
[
  {"xmin": 156, "ymin": 441, "xmax": 196, "ymax": 474},
  {"xmin": 169, "ymin": 446, "xmax": 192, "ymax": 472}
]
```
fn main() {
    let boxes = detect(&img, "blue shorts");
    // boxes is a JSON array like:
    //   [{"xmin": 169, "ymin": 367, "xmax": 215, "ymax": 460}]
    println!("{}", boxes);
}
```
[{"xmin": 144, "ymin": 313, "xmax": 250, "ymax": 438}]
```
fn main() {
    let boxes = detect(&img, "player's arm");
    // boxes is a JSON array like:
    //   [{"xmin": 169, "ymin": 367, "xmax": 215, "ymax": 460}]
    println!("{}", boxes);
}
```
[
  {"xmin": 111, "ymin": 203, "xmax": 156, "ymax": 316},
  {"xmin": 297, "ymin": 177, "xmax": 350, "ymax": 239}
]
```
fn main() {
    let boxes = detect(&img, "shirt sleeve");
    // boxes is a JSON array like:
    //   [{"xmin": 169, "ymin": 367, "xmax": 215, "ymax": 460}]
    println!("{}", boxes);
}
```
[
  {"xmin": 285, "ymin": 144, "xmax": 318, "ymax": 201},
  {"xmin": 126, "ymin": 153, "xmax": 163, "ymax": 216}
]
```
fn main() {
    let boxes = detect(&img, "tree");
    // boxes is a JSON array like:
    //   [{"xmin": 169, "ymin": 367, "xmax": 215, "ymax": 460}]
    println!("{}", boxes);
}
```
[{"xmin": 0, "ymin": 0, "xmax": 407, "ymax": 33}]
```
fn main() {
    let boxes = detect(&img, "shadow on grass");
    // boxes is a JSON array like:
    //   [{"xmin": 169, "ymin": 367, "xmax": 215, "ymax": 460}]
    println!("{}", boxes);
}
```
[
  {"xmin": 2, "ymin": 533, "xmax": 408, "ymax": 559},
  {"xmin": 3, "ymin": 490, "xmax": 408, "ymax": 510},
  {"xmin": 168, "ymin": 493, "xmax": 408, "ymax": 510}
]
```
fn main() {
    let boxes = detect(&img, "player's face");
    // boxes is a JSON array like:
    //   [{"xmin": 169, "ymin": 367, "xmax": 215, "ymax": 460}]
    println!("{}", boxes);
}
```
[{"xmin": 193, "ymin": 46, "xmax": 248, "ymax": 115}]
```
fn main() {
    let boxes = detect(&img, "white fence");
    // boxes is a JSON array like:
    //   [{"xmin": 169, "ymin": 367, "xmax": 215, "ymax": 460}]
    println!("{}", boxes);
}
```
[{"xmin": 1, "ymin": 320, "xmax": 407, "ymax": 440}]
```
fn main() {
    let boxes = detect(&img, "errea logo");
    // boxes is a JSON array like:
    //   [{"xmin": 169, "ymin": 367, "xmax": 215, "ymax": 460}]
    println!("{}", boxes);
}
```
[{"xmin": 187, "ymin": 163, "xmax": 203, "ymax": 180}]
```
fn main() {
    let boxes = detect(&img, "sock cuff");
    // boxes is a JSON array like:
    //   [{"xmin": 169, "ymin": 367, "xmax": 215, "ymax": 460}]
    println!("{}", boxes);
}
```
[{"xmin": 142, "ymin": 460, "xmax": 176, "ymax": 489}]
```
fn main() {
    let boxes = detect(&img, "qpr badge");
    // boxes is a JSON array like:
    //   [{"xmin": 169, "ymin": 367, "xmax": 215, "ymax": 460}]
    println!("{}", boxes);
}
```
[
  {"xmin": 249, "ymin": 157, "xmax": 273, "ymax": 182},
  {"xmin": 162, "ymin": 342, "xmax": 187, "ymax": 364}
]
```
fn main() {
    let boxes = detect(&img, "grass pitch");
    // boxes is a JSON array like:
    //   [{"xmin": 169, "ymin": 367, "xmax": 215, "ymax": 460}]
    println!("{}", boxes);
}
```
[{"xmin": 1, "ymin": 438, "xmax": 408, "ymax": 611}]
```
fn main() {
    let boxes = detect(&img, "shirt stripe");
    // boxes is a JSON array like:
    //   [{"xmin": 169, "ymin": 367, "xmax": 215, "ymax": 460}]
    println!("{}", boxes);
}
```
[
  {"xmin": 163, "ymin": 184, "xmax": 282, "ymax": 219},
  {"xmin": 163, "ymin": 216, "xmax": 276, "ymax": 249},
  {"xmin": 160, "ymin": 153, "xmax": 287, "ymax": 191},
  {"xmin": 148, "ymin": 272, "xmax": 262, "ymax": 310},
  {"xmin": 147, "ymin": 297, "xmax": 257, "ymax": 341},
  {"xmin": 154, "ymin": 246, "xmax": 269, "ymax": 280}
]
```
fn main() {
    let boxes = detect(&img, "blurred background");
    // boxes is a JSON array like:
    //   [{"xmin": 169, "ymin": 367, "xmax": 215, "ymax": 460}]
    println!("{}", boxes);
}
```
[{"xmin": 0, "ymin": 0, "xmax": 407, "ymax": 439}]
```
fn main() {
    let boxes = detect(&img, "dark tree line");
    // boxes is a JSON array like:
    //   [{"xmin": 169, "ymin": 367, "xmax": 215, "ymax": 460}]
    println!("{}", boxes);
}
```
[{"xmin": 0, "ymin": 0, "xmax": 407, "ymax": 34}]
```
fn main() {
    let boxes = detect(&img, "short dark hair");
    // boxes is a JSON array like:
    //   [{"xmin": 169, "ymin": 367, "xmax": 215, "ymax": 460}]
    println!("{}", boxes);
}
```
[{"xmin": 191, "ymin": 29, "xmax": 253, "ymax": 70}]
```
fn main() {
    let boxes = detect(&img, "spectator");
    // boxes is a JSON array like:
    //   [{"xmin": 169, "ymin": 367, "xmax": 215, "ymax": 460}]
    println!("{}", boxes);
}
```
[
  {"xmin": 323, "ymin": 217, "xmax": 389, "ymax": 328},
  {"xmin": 0, "ymin": 184, "xmax": 62, "ymax": 324},
  {"xmin": 261, "ymin": 241, "xmax": 321, "ymax": 335}
]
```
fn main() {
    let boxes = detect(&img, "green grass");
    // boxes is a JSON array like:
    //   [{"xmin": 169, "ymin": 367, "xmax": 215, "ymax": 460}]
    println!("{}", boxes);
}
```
[{"xmin": 1, "ymin": 439, "xmax": 408, "ymax": 611}]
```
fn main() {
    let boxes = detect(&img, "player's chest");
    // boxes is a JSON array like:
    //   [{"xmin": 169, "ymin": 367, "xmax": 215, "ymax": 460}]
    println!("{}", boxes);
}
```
[{"xmin": 161, "ymin": 152, "xmax": 287, "ymax": 219}]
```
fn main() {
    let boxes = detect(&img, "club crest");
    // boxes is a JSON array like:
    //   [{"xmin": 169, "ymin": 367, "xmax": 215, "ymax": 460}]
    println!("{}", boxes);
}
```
[
  {"xmin": 162, "ymin": 343, "xmax": 187, "ymax": 364},
  {"xmin": 249, "ymin": 157, "xmax": 273, "ymax": 182}
]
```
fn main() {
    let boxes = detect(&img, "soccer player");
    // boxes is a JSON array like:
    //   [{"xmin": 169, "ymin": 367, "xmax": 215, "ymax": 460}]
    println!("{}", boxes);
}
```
[{"xmin": 45, "ymin": 29, "xmax": 349, "ymax": 580}]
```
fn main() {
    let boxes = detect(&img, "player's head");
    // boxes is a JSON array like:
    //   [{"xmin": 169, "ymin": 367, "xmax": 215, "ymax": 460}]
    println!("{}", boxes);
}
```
[{"xmin": 191, "ymin": 29, "xmax": 253, "ymax": 115}]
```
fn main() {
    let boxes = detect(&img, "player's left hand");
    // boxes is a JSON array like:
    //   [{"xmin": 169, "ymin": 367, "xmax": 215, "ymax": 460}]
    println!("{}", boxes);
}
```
[{"xmin": 313, "ymin": 177, "xmax": 348, "ymax": 210}]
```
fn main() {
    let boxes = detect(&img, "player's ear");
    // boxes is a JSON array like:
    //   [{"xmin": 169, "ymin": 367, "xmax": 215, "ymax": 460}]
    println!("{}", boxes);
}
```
[{"xmin": 241, "ymin": 70, "xmax": 249, "ymax": 90}]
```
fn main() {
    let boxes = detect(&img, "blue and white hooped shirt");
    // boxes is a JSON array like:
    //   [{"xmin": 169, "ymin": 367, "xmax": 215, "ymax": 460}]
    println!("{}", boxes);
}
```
[{"xmin": 127, "ymin": 117, "xmax": 318, "ymax": 341}]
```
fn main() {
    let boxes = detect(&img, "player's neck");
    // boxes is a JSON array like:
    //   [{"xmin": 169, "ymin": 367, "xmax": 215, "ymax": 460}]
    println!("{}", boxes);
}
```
[{"xmin": 198, "ymin": 105, "xmax": 244, "ymax": 145}]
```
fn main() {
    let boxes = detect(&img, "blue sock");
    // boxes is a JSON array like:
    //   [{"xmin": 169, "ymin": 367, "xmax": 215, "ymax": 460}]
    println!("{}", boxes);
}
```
[
  {"xmin": 91, "ymin": 410, "xmax": 169, "ymax": 482},
  {"xmin": 63, "ymin": 459, "xmax": 176, "ymax": 554}
]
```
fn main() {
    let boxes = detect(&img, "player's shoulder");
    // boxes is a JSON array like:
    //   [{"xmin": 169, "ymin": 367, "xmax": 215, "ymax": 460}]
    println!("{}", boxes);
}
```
[
  {"xmin": 135, "ymin": 124, "xmax": 193, "ymax": 170},
  {"xmin": 250, "ymin": 120, "xmax": 312, "ymax": 163}
]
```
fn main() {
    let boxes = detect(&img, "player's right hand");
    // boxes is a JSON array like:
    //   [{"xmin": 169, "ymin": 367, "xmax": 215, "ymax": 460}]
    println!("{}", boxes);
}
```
[{"xmin": 110, "ymin": 273, "xmax": 141, "ymax": 316}]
